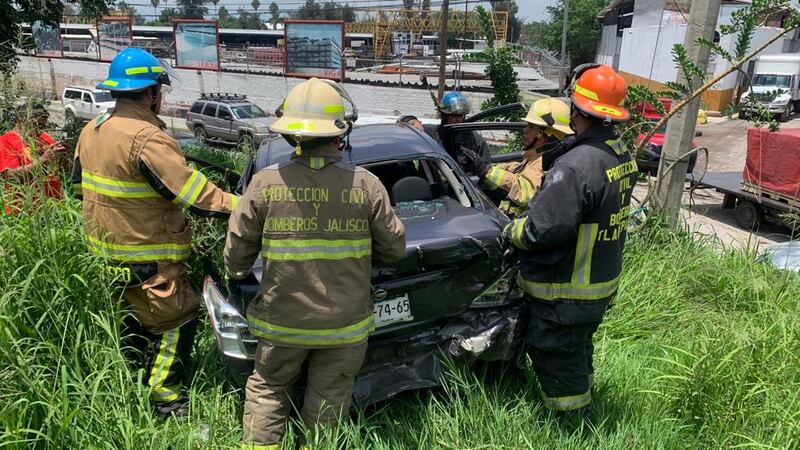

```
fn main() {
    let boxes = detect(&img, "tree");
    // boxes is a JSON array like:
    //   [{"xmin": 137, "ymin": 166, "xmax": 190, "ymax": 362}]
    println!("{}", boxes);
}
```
[
  {"xmin": 269, "ymin": 2, "xmax": 280, "ymax": 25},
  {"xmin": 296, "ymin": 0, "xmax": 322, "ymax": 19},
  {"xmin": 521, "ymin": 20, "xmax": 547, "ymax": 47},
  {"xmin": 150, "ymin": 0, "xmax": 160, "ymax": 21},
  {"xmin": 175, "ymin": 0, "xmax": 207, "ymax": 19},
  {"xmin": 116, "ymin": 2, "xmax": 147, "ymax": 25},
  {"xmin": 237, "ymin": 8, "xmax": 264, "ymax": 29},
  {"xmin": 251, "ymin": 0, "xmax": 261, "ymax": 18},
  {"xmin": 151, "ymin": 7, "xmax": 181, "ymax": 25},
  {"xmin": 542, "ymin": 0, "xmax": 607, "ymax": 67},
  {"xmin": 340, "ymin": 4, "xmax": 355, "ymax": 22},
  {"xmin": 218, "ymin": 6, "xmax": 238, "ymax": 27},
  {"xmin": 490, "ymin": 1, "xmax": 522, "ymax": 43},
  {"xmin": 2, "ymin": 0, "xmax": 112, "ymax": 72},
  {"xmin": 420, "ymin": 0, "xmax": 430, "ymax": 19},
  {"xmin": 210, "ymin": 0, "xmax": 219, "ymax": 19}
]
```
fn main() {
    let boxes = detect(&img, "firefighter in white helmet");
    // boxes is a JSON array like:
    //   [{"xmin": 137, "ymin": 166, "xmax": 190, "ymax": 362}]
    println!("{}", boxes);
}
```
[
  {"xmin": 225, "ymin": 78, "xmax": 406, "ymax": 448},
  {"xmin": 461, "ymin": 98, "xmax": 575, "ymax": 217}
]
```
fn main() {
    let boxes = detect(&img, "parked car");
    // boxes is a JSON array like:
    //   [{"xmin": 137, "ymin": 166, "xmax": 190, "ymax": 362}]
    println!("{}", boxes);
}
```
[
  {"xmin": 635, "ymin": 99, "xmax": 699, "ymax": 175},
  {"xmin": 185, "ymin": 93, "xmax": 273, "ymax": 148},
  {"xmin": 194, "ymin": 108, "xmax": 529, "ymax": 407},
  {"xmin": 61, "ymin": 86, "xmax": 116, "ymax": 125}
]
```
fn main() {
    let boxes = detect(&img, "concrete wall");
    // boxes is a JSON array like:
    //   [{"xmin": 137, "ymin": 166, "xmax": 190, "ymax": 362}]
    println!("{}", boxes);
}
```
[
  {"xmin": 596, "ymin": 25, "xmax": 618, "ymax": 68},
  {"xmin": 632, "ymin": 0, "xmax": 666, "ymax": 28},
  {"xmin": 618, "ymin": 23, "xmax": 686, "ymax": 83},
  {"xmin": 17, "ymin": 56, "xmax": 492, "ymax": 119}
]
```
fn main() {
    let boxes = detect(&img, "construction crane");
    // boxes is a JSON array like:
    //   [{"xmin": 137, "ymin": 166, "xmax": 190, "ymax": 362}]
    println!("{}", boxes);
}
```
[{"xmin": 345, "ymin": 9, "xmax": 508, "ymax": 59}]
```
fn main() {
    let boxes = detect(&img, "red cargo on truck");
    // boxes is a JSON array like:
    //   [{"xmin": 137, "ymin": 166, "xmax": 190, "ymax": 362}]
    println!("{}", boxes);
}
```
[{"xmin": 743, "ymin": 128, "xmax": 800, "ymax": 201}]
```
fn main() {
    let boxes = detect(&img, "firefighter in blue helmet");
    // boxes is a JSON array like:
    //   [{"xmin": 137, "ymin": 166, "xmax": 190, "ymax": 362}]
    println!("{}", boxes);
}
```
[
  {"xmin": 423, "ymin": 91, "xmax": 491, "ymax": 175},
  {"xmin": 72, "ymin": 48, "xmax": 237, "ymax": 417}
]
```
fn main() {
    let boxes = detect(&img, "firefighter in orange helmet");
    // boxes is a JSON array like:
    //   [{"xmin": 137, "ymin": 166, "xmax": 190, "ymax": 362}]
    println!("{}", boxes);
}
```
[{"xmin": 504, "ymin": 64, "xmax": 636, "ymax": 419}]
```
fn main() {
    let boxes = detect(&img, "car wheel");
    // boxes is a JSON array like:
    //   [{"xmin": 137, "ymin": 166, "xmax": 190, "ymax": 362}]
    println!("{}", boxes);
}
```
[
  {"xmin": 735, "ymin": 200, "xmax": 763, "ymax": 230},
  {"xmin": 780, "ymin": 106, "xmax": 791, "ymax": 123},
  {"xmin": 194, "ymin": 126, "xmax": 208, "ymax": 144},
  {"xmin": 794, "ymin": 100, "xmax": 800, "ymax": 114},
  {"xmin": 738, "ymin": 110, "xmax": 747, "ymax": 120},
  {"xmin": 239, "ymin": 133, "xmax": 255, "ymax": 150},
  {"xmin": 64, "ymin": 109, "xmax": 75, "ymax": 126}
]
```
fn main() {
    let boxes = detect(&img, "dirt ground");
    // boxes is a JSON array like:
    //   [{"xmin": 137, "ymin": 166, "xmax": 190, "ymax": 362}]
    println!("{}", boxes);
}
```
[{"xmin": 655, "ymin": 114, "xmax": 800, "ymax": 248}]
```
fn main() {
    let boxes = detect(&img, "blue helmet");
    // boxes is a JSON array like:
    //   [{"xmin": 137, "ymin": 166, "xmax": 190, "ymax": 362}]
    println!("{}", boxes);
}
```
[
  {"xmin": 439, "ymin": 91, "xmax": 471, "ymax": 115},
  {"xmin": 97, "ymin": 48, "xmax": 170, "ymax": 92}
]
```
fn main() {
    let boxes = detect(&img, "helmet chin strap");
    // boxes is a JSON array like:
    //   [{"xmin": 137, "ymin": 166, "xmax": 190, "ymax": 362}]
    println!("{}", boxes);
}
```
[{"xmin": 149, "ymin": 85, "xmax": 160, "ymax": 113}]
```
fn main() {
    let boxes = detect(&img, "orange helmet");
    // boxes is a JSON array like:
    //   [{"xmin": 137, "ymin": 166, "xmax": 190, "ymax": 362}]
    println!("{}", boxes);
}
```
[{"xmin": 569, "ymin": 64, "xmax": 630, "ymax": 122}]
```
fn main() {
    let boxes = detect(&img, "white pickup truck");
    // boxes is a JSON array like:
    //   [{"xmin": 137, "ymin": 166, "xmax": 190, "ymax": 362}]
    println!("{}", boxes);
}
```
[{"xmin": 61, "ymin": 86, "xmax": 116, "ymax": 125}]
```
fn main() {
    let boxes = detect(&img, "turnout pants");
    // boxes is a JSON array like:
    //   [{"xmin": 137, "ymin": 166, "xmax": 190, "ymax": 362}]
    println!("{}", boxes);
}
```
[
  {"xmin": 525, "ymin": 296, "xmax": 610, "ymax": 411},
  {"xmin": 242, "ymin": 340, "xmax": 368, "ymax": 448},
  {"xmin": 118, "ymin": 261, "xmax": 200, "ymax": 406}
]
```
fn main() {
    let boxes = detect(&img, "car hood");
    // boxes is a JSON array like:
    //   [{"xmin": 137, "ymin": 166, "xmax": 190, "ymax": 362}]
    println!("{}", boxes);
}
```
[{"xmin": 238, "ymin": 117, "xmax": 273, "ymax": 128}]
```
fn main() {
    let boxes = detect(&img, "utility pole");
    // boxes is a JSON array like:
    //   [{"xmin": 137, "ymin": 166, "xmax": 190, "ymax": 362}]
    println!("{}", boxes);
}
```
[
  {"xmin": 559, "ymin": 0, "xmax": 569, "ymax": 92},
  {"xmin": 437, "ymin": 0, "xmax": 450, "ymax": 101},
  {"xmin": 655, "ymin": 0, "xmax": 721, "ymax": 226}
]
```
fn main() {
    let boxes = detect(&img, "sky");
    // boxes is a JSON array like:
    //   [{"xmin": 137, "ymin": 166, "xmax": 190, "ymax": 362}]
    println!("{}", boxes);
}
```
[{"xmin": 126, "ymin": 0, "xmax": 559, "ymax": 23}]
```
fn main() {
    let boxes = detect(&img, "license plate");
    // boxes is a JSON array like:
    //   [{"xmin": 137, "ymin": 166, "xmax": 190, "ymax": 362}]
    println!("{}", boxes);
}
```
[{"xmin": 373, "ymin": 294, "xmax": 413, "ymax": 328}]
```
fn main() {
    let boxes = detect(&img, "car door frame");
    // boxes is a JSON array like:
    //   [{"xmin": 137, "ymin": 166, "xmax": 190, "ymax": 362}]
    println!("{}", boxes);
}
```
[
  {"xmin": 202, "ymin": 103, "xmax": 220, "ymax": 138},
  {"xmin": 80, "ymin": 91, "xmax": 93, "ymax": 119},
  {"xmin": 216, "ymin": 105, "xmax": 235, "ymax": 141}
]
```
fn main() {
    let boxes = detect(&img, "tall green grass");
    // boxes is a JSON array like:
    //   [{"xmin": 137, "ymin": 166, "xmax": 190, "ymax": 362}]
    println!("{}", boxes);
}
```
[{"xmin": 1, "ymin": 151, "xmax": 799, "ymax": 449}]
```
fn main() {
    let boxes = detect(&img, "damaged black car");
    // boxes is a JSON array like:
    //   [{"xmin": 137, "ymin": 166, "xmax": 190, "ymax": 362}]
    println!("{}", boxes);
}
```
[{"xmin": 198, "ymin": 113, "xmax": 528, "ymax": 407}]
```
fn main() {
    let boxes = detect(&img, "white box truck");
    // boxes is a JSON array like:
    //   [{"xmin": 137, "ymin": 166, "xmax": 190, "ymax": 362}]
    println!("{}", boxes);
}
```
[{"xmin": 739, "ymin": 54, "xmax": 800, "ymax": 122}]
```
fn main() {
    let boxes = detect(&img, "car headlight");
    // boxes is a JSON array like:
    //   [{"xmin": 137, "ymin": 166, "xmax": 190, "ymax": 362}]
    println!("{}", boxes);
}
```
[
  {"xmin": 202, "ymin": 277, "xmax": 256, "ymax": 360},
  {"xmin": 773, "ymin": 96, "xmax": 791, "ymax": 106}
]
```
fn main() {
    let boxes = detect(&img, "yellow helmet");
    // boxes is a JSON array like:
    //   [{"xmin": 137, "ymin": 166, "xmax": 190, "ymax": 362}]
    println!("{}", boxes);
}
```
[
  {"xmin": 524, "ymin": 98, "xmax": 574, "ymax": 139},
  {"xmin": 270, "ymin": 78, "xmax": 348, "ymax": 139}
]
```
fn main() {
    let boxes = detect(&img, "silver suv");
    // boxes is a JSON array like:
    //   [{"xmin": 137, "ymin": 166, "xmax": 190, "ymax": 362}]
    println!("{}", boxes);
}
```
[
  {"xmin": 185, "ymin": 94, "xmax": 272, "ymax": 148},
  {"xmin": 62, "ymin": 87, "xmax": 116, "ymax": 124}
]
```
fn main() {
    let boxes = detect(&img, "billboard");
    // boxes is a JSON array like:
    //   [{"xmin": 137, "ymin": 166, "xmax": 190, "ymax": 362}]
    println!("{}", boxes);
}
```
[
  {"xmin": 284, "ymin": 20, "xmax": 344, "ymax": 81},
  {"xmin": 173, "ymin": 20, "xmax": 220, "ymax": 70},
  {"xmin": 97, "ymin": 17, "xmax": 132, "ymax": 62},
  {"xmin": 32, "ymin": 20, "xmax": 63, "ymax": 58}
]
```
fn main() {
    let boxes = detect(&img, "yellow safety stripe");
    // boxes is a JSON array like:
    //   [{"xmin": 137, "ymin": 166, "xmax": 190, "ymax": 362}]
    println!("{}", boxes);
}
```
[
  {"xmin": 309, "ymin": 156, "xmax": 326, "ymax": 170},
  {"xmin": 540, "ymin": 388, "xmax": 591, "ymax": 411},
  {"xmin": 72, "ymin": 182, "xmax": 83, "ymax": 195},
  {"xmin": 284, "ymin": 103, "xmax": 344, "ymax": 115},
  {"xmin": 81, "ymin": 171, "xmax": 160, "ymax": 199},
  {"xmin": 124, "ymin": 66, "xmax": 164, "ymax": 75},
  {"xmin": 286, "ymin": 122, "xmax": 315, "ymax": 131},
  {"xmin": 173, "ymin": 170, "xmax": 208, "ymax": 207},
  {"xmin": 148, "ymin": 329, "xmax": 181, "ymax": 403},
  {"xmin": 508, "ymin": 217, "xmax": 530, "ymax": 250},
  {"xmin": 517, "ymin": 176, "xmax": 535, "ymax": 206},
  {"xmin": 553, "ymin": 114, "xmax": 571, "ymax": 126},
  {"xmin": 247, "ymin": 315, "xmax": 374, "ymax": 346},
  {"xmin": 571, "ymin": 223, "xmax": 599, "ymax": 286},
  {"xmin": 241, "ymin": 444, "xmax": 280, "ymax": 450},
  {"xmin": 484, "ymin": 166, "xmax": 507, "ymax": 190},
  {"xmin": 87, "ymin": 236, "xmax": 191, "ymax": 262},
  {"xmin": 230, "ymin": 194, "xmax": 239, "ymax": 210},
  {"xmin": 517, "ymin": 273, "xmax": 620, "ymax": 301},
  {"xmin": 573, "ymin": 84, "xmax": 599, "ymax": 101},
  {"xmin": 101, "ymin": 80, "xmax": 119, "ymax": 87},
  {"xmin": 262, "ymin": 238, "xmax": 371, "ymax": 261},
  {"xmin": 604, "ymin": 139, "xmax": 627, "ymax": 156}
]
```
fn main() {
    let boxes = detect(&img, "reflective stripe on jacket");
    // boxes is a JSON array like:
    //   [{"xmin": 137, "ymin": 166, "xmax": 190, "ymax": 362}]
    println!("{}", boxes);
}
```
[
  {"xmin": 483, "ymin": 150, "xmax": 544, "ymax": 217},
  {"xmin": 72, "ymin": 98, "xmax": 236, "ymax": 264},
  {"xmin": 224, "ymin": 147, "xmax": 406, "ymax": 348},
  {"xmin": 509, "ymin": 126, "xmax": 637, "ymax": 302}
]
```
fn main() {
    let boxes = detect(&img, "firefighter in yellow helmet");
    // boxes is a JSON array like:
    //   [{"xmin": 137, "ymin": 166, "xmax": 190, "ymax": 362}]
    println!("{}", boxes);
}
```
[
  {"xmin": 461, "ymin": 98, "xmax": 574, "ymax": 217},
  {"xmin": 225, "ymin": 78, "xmax": 406, "ymax": 448},
  {"xmin": 71, "ymin": 48, "xmax": 238, "ymax": 417}
]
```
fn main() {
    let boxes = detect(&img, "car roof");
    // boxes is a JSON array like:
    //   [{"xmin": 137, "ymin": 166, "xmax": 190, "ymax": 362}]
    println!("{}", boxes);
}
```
[{"xmin": 257, "ymin": 123, "xmax": 446, "ymax": 168}]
